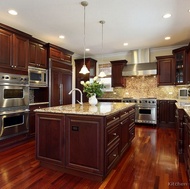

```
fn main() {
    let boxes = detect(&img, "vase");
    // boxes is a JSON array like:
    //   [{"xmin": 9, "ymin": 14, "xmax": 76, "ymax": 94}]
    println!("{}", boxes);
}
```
[{"xmin": 88, "ymin": 94, "xmax": 98, "ymax": 106}]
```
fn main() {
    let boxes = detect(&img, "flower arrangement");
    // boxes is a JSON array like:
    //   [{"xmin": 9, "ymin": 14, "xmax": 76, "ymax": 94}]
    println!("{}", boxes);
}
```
[{"xmin": 80, "ymin": 76, "xmax": 106, "ymax": 98}]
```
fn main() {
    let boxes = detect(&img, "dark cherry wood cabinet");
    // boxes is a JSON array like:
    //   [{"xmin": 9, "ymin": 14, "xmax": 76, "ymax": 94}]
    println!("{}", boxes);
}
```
[
  {"xmin": 36, "ymin": 113, "xmax": 65, "ymax": 166},
  {"xmin": 110, "ymin": 60, "xmax": 127, "ymax": 87},
  {"xmin": 186, "ymin": 43, "xmax": 190, "ymax": 84},
  {"xmin": 75, "ymin": 58, "xmax": 97, "ymax": 103},
  {"xmin": 29, "ymin": 103, "xmax": 49, "ymax": 136},
  {"xmin": 29, "ymin": 38, "xmax": 47, "ymax": 68},
  {"xmin": 156, "ymin": 55, "xmax": 175, "ymax": 86},
  {"xmin": 0, "ymin": 24, "xmax": 31, "ymax": 74},
  {"xmin": 0, "ymin": 28, "xmax": 13, "ymax": 68},
  {"xmin": 35, "ymin": 104, "xmax": 135, "ymax": 181},
  {"xmin": 173, "ymin": 46, "xmax": 189, "ymax": 85},
  {"xmin": 48, "ymin": 44, "xmax": 73, "ymax": 107},
  {"xmin": 65, "ymin": 115, "xmax": 104, "ymax": 176},
  {"xmin": 48, "ymin": 43, "xmax": 72, "ymax": 64},
  {"xmin": 184, "ymin": 112, "xmax": 190, "ymax": 182},
  {"xmin": 175, "ymin": 107, "xmax": 184, "ymax": 162},
  {"xmin": 50, "ymin": 62, "xmax": 72, "ymax": 106},
  {"xmin": 158, "ymin": 100, "xmax": 176, "ymax": 127}
]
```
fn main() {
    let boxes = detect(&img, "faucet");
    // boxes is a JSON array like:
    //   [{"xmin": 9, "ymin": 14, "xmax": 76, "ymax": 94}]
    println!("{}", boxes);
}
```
[{"xmin": 68, "ymin": 88, "xmax": 83, "ymax": 105}]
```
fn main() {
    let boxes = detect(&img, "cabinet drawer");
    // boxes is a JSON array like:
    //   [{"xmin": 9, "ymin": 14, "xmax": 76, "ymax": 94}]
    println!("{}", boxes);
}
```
[
  {"xmin": 129, "ymin": 126, "xmax": 135, "ymax": 141},
  {"xmin": 106, "ymin": 124, "xmax": 120, "ymax": 148},
  {"xmin": 120, "ymin": 108, "xmax": 129, "ymax": 119},
  {"xmin": 106, "ymin": 112, "xmax": 120, "ymax": 127},
  {"xmin": 106, "ymin": 143, "xmax": 120, "ymax": 172}
]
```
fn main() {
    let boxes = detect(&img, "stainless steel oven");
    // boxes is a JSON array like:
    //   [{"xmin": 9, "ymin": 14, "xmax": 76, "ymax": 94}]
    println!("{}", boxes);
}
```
[
  {"xmin": 0, "ymin": 108, "xmax": 29, "ymax": 140},
  {"xmin": 0, "ymin": 73, "xmax": 29, "ymax": 140},
  {"xmin": 135, "ymin": 98, "xmax": 157, "ymax": 125}
]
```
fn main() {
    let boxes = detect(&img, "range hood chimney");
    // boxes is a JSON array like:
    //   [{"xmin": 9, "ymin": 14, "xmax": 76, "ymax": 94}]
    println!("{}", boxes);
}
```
[{"xmin": 122, "ymin": 48, "xmax": 157, "ymax": 76}]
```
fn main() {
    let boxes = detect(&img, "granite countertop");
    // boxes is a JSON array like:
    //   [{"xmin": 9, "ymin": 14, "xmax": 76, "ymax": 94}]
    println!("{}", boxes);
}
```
[
  {"xmin": 34, "ymin": 102, "xmax": 135, "ymax": 116},
  {"xmin": 175, "ymin": 99, "xmax": 190, "ymax": 117}
]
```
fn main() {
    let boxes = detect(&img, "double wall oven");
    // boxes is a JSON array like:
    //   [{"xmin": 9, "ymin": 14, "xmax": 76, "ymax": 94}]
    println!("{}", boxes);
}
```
[{"xmin": 0, "ymin": 73, "xmax": 29, "ymax": 140}]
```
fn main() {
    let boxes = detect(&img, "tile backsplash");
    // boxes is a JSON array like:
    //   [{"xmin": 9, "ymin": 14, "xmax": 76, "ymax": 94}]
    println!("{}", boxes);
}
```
[{"xmin": 102, "ymin": 76, "xmax": 189, "ymax": 99}]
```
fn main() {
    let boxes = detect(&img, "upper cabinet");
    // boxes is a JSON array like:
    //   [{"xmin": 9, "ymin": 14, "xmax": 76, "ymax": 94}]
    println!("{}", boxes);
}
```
[
  {"xmin": 48, "ymin": 43, "xmax": 72, "ymax": 64},
  {"xmin": 156, "ymin": 55, "xmax": 175, "ymax": 86},
  {"xmin": 0, "ymin": 24, "xmax": 31, "ymax": 74},
  {"xmin": 110, "ymin": 60, "xmax": 127, "ymax": 87},
  {"xmin": 75, "ymin": 58, "xmax": 97, "ymax": 102},
  {"xmin": 173, "ymin": 44, "xmax": 190, "ymax": 85},
  {"xmin": 173, "ymin": 46, "xmax": 189, "ymax": 85},
  {"xmin": 29, "ymin": 38, "xmax": 47, "ymax": 68}
]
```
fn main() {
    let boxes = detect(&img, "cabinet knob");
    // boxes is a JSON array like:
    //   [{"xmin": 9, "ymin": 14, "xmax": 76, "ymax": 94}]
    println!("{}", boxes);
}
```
[
  {"xmin": 113, "ymin": 133, "xmax": 117, "ymax": 136},
  {"xmin": 113, "ymin": 154, "xmax": 117, "ymax": 157},
  {"xmin": 120, "ymin": 121, "xmax": 123, "ymax": 125},
  {"xmin": 113, "ymin": 117, "xmax": 116, "ymax": 120}
]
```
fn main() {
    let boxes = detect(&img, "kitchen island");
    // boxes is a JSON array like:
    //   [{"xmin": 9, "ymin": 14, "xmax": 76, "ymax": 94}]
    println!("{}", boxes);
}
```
[{"xmin": 35, "ymin": 102, "xmax": 135, "ymax": 181}]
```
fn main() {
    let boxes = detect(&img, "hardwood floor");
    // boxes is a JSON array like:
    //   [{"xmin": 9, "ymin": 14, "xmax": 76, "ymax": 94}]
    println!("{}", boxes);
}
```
[{"xmin": 0, "ymin": 125, "xmax": 189, "ymax": 189}]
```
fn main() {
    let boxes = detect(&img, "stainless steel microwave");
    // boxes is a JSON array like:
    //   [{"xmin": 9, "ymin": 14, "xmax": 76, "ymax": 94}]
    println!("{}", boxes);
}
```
[{"xmin": 28, "ymin": 66, "xmax": 48, "ymax": 87}]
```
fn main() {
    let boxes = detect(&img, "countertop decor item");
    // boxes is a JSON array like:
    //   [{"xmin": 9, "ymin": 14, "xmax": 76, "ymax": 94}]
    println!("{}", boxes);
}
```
[{"xmin": 80, "ymin": 76, "xmax": 105, "ymax": 98}]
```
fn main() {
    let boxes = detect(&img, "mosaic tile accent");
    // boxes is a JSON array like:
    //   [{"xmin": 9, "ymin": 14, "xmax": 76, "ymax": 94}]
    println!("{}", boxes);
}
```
[{"xmin": 102, "ymin": 76, "xmax": 188, "ymax": 99}]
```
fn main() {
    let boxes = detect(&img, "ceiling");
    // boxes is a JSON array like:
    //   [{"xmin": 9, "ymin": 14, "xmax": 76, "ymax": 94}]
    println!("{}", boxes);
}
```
[{"xmin": 0, "ymin": 0, "xmax": 190, "ymax": 57}]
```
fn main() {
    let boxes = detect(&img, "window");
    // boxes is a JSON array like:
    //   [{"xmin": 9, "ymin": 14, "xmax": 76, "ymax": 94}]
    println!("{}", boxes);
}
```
[{"xmin": 98, "ymin": 63, "xmax": 113, "ymax": 92}]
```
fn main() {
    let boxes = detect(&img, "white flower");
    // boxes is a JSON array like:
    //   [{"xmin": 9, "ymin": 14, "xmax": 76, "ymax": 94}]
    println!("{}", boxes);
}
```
[
  {"xmin": 80, "ymin": 81, "xmax": 85, "ymax": 85},
  {"xmin": 93, "ymin": 76, "xmax": 98, "ymax": 81},
  {"xmin": 86, "ymin": 81, "xmax": 90, "ymax": 84}
]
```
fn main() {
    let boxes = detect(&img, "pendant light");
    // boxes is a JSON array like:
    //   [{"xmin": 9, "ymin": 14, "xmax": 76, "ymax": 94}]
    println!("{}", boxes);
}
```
[
  {"xmin": 79, "ymin": 1, "xmax": 90, "ymax": 74},
  {"xmin": 98, "ymin": 20, "xmax": 107, "ymax": 78}
]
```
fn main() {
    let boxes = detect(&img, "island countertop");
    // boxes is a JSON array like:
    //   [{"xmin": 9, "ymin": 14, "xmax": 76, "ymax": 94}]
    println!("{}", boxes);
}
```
[{"xmin": 34, "ymin": 102, "xmax": 135, "ymax": 116}]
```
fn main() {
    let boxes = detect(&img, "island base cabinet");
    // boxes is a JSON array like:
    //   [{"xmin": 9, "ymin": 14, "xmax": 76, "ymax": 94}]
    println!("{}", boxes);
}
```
[
  {"xmin": 35, "ymin": 113, "xmax": 65, "ymax": 166},
  {"xmin": 65, "ymin": 115, "xmax": 104, "ymax": 177}
]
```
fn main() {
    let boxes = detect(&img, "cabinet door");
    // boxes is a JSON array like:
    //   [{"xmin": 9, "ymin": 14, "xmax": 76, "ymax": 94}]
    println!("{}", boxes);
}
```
[
  {"xmin": 62, "ymin": 72, "xmax": 72, "ymax": 105},
  {"xmin": 157, "ymin": 56, "xmax": 175, "ymax": 86},
  {"xmin": 36, "ymin": 45, "xmax": 47, "ymax": 68},
  {"xmin": 36, "ymin": 113, "xmax": 65, "ymax": 166},
  {"xmin": 158, "ymin": 100, "xmax": 176, "ymax": 127},
  {"xmin": 111, "ymin": 60, "xmax": 127, "ymax": 87},
  {"xmin": 0, "ymin": 29, "xmax": 13, "ymax": 68},
  {"xmin": 29, "ymin": 42, "xmax": 47, "ymax": 68},
  {"xmin": 29, "ymin": 104, "xmax": 49, "ymax": 136},
  {"xmin": 51, "ymin": 68, "xmax": 72, "ymax": 106},
  {"xmin": 65, "ymin": 115, "xmax": 104, "ymax": 175},
  {"xmin": 13, "ymin": 34, "xmax": 29, "ymax": 70},
  {"xmin": 51, "ymin": 68, "xmax": 62, "ymax": 106}
]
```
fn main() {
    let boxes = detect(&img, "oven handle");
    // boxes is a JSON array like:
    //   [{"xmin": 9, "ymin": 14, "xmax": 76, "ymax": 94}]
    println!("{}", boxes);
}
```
[
  {"xmin": 0, "ymin": 109, "xmax": 30, "ymax": 116},
  {"xmin": 136, "ymin": 105, "xmax": 155, "ymax": 109}
]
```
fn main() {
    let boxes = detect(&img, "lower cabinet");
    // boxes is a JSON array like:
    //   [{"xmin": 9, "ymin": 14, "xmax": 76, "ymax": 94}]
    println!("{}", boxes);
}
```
[
  {"xmin": 35, "ymin": 105, "xmax": 135, "ymax": 181},
  {"xmin": 184, "ymin": 113, "xmax": 190, "ymax": 182},
  {"xmin": 158, "ymin": 100, "xmax": 176, "ymax": 127},
  {"xmin": 35, "ymin": 113, "xmax": 65, "ymax": 166},
  {"xmin": 29, "ymin": 103, "xmax": 49, "ymax": 136}
]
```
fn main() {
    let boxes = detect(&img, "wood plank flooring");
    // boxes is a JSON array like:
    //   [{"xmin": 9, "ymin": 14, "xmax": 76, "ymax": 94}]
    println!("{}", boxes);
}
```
[{"xmin": 0, "ymin": 126, "xmax": 189, "ymax": 189}]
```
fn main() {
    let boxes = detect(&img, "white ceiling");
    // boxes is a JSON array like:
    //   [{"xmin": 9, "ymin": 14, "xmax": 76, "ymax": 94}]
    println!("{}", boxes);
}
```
[{"xmin": 0, "ymin": 0, "xmax": 190, "ymax": 57}]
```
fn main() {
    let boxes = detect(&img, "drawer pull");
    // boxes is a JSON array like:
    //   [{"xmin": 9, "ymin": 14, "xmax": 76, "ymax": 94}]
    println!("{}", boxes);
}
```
[
  {"xmin": 113, "ymin": 133, "xmax": 117, "ymax": 136},
  {"xmin": 113, "ymin": 154, "xmax": 117, "ymax": 157}
]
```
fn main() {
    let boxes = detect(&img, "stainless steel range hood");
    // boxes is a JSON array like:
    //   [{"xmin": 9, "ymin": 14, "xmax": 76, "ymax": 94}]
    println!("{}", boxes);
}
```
[{"xmin": 122, "ymin": 49, "xmax": 157, "ymax": 76}]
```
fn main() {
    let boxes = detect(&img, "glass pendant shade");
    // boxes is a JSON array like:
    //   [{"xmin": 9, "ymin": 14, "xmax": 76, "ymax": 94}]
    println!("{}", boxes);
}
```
[
  {"xmin": 79, "ymin": 64, "xmax": 89, "ymax": 74},
  {"xmin": 98, "ymin": 71, "xmax": 106, "ymax": 77}
]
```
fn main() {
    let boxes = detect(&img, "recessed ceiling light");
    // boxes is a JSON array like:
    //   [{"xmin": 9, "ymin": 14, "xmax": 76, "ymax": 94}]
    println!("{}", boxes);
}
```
[
  {"xmin": 85, "ymin": 48, "xmax": 90, "ymax": 51},
  {"xmin": 59, "ymin": 35, "xmax": 65, "ymax": 39},
  {"xmin": 123, "ymin": 43, "xmax": 128, "ymax": 46},
  {"xmin": 189, "ymin": 9, "xmax": 190, "ymax": 13},
  {"xmin": 8, "ymin": 9, "xmax": 18, "ymax": 15},
  {"xmin": 163, "ymin": 13, "xmax": 171, "ymax": 18},
  {"xmin": 165, "ymin": 36, "xmax": 171, "ymax": 40}
]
